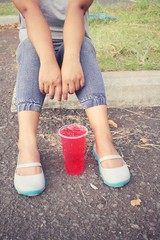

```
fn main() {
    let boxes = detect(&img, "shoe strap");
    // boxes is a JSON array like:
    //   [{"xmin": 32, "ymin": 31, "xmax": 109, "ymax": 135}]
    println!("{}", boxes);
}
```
[
  {"xmin": 16, "ymin": 162, "xmax": 42, "ymax": 169},
  {"xmin": 99, "ymin": 155, "xmax": 122, "ymax": 163}
]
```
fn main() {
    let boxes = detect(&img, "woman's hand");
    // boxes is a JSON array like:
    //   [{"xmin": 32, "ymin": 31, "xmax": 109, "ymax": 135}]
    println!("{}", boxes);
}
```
[
  {"xmin": 61, "ymin": 55, "xmax": 84, "ymax": 100},
  {"xmin": 39, "ymin": 60, "xmax": 62, "ymax": 102}
]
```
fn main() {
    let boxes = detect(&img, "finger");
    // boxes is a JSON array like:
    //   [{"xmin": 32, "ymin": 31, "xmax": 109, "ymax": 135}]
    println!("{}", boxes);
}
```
[
  {"xmin": 80, "ymin": 76, "xmax": 85, "ymax": 88},
  {"xmin": 68, "ymin": 82, "xmax": 75, "ymax": 94},
  {"xmin": 49, "ymin": 85, "xmax": 55, "ymax": 99},
  {"xmin": 62, "ymin": 83, "xmax": 69, "ymax": 101},
  {"xmin": 44, "ymin": 84, "xmax": 49, "ymax": 94},
  {"xmin": 55, "ymin": 85, "xmax": 62, "ymax": 102},
  {"xmin": 75, "ymin": 79, "xmax": 80, "ymax": 91},
  {"xmin": 39, "ymin": 82, "xmax": 45, "ymax": 94}
]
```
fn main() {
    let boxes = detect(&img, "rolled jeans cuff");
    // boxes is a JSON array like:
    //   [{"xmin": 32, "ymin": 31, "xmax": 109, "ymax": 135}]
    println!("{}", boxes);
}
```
[
  {"xmin": 79, "ymin": 94, "xmax": 107, "ymax": 109},
  {"xmin": 17, "ymin": 101, "xmax": 42, "ymax": 112}
]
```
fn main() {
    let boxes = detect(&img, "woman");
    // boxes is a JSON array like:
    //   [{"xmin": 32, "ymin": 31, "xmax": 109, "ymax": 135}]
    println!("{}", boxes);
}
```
[{"xmin": 13, "ymin": 0, "xmax": 130, "ymax": 196}]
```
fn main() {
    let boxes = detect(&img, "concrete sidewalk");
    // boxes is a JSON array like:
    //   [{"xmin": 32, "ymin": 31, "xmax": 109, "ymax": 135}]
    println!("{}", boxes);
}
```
[
  {"xmin": 3, "ymin": 27, "xmax": 158, "ymax": 111},
  {"xmin": 1, "ymin": 16, "xmax": 160, "ymax": 110},
  {"xmin": 11, "ymin": 70, "xmax": 160, "ymax": 112},
  {"xmin": 0, "ymin": 15, "xmax": 18, "ymax": 25},
  {"xmin": 1, "ymin": 16, "xmax": 160, "ymax": 111}
]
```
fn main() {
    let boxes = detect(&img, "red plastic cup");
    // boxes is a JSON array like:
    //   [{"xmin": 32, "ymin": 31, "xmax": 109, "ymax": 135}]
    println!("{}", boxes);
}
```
[{"xmin": 58, "ymin": 124, "xmax": 88, "ymax": 175}]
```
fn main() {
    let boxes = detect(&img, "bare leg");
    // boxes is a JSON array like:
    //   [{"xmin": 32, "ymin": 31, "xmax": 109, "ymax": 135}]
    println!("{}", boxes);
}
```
[
  {"xmin": 16, "ymin": 111, "xmax": 42, "ymax": 176},
  {"xmin": 85, "ymin": 105, "xmax": 124, "ymax": 168}
]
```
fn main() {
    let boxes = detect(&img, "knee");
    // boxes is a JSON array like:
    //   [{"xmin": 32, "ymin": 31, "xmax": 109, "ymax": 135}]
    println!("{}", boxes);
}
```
[
  {"xmin": 16, "ymin": 38, "xmax": 39, "ymax": 65},
  {"xmin": 80, "ymin": 37, "xmax": 96, "ymax": 56}
]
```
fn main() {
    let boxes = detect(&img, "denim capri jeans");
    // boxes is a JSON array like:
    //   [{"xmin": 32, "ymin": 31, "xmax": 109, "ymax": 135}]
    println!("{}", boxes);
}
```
[{"xmin": 16, "ymin": 36, "xmax": 107, "ymax": 112}]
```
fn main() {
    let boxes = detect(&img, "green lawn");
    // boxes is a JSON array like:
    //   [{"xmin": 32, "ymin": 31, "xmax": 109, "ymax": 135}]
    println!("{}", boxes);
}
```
[
  {"xmin": 0, "ymin": 0, "xmax": 160, "ymax": 71},
  {"xmin": 89, "ymin": 0, "xmax": 160, "ymax": 71},
  {"xmin": 0, "ymin": 2, "xmax": 18, "ymax": 16}
]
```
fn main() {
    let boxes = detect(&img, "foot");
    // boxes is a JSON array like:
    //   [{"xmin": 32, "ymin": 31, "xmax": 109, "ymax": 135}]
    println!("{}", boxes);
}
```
[
  {"xmin": 93, "ymin": 143, "xmax": 130, "ymax": 187},
  {"xmin": 95, "ymin": 140, "xmax": 125, "ymax": 169},
  {"xmin": 16, "ymin": 144, "xmax": 42, "ymax": 176}
]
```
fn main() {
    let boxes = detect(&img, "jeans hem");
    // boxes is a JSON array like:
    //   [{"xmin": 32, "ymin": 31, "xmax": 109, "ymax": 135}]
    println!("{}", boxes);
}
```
[
  {"xmin": 17, "ymin": 102, "xmax": 42, "ymax": 112},
  {"xmin": 79, "ymin": 95, "xmax": 107, "ymax": 109}
]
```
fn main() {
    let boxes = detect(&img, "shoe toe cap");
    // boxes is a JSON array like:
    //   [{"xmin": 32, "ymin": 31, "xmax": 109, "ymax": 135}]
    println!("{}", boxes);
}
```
[
  {"xmin": 101, "ymin": 164, "xmax": 130, "ymax": 186},
  {"xmin": 14, "ymin": 172, "xmax": 46, "ymax": 193}
]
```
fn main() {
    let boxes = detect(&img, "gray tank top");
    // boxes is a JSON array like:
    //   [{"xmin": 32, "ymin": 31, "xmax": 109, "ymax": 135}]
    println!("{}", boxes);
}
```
[{"xmin": 19, "ymin": 0, "xmax": 89, "ymax": 43}]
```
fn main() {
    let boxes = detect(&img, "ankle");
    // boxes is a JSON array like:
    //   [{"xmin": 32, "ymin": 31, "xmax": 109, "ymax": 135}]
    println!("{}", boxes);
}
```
[
  {"xmin": 95, "ymin": 134, "xmax": 113, "ymax": 148},
  {"xmin": 95, "ymin": 139, "xmax": 118, "ymax": 158},
  {"xmin": 17, "ymin": 143, "xmax": 40, "ymax": 164},
  {"xmin": 18, "ymin": 132, "xmax": 37, "ymax": 147},
  {"xmin": 94, "ymin": 129, "xmax": 112, "ymax": 141},
  {"xmin": 18, "ymin": 135, "xmax": 38, "ymax": 150}
]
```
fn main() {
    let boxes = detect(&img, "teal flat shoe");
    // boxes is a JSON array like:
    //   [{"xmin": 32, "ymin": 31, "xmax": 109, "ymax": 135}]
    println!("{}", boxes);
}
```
[
  {"xmin": 93, "ymin": 144, "xmax": 130, "ymax": 188},
  {"xmin": 14, "ymin": 162, "xmax": 46, "ymax": 196}
]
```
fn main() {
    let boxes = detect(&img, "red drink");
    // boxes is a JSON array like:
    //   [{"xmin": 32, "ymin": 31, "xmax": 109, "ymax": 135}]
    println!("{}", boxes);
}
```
[{"xmin": 59, "ymin": 124, "xmax": 88, "ymax": 175}]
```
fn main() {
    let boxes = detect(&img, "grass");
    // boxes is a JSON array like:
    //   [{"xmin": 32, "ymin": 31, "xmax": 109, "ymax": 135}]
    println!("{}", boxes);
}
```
[
  {"xmin": 0, "ymin": 2, "xmax": 18, "ymax": 16},
  {"xmin": 0, "ymin": 0, "xmax": 160, "ymax": 71},
  {"xmin": 89, "ymin": 0, "xmax": 160, "ymax": 71}
]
